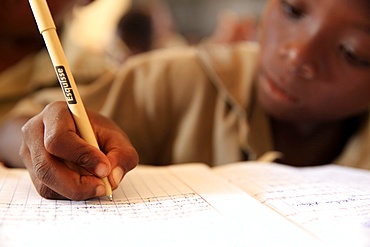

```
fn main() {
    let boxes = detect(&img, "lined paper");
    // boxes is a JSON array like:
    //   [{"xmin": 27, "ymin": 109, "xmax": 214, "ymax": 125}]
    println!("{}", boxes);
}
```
[
  {"xmin": 0, "ymin": 163, "xmax": 320, "ymax": 247},
  {"xmin": 214, "ymin": 162, "xmax": 370, "ymax": 246},
  {"xmin": 0, "ymin": 166, "xmax": 219, "ymax": 225}
]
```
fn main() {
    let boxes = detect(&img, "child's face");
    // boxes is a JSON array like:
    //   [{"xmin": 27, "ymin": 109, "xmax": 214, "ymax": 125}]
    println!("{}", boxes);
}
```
[{"xmin": 257, "ymin": 0, "xmax": 370, "ymax": 124}]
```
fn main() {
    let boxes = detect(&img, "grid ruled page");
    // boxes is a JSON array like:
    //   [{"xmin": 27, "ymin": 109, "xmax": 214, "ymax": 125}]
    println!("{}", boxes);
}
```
[
  {"xmin": 214, "ymin": 162, "xmax": 370, "ymax": 246},
  {"xmin": 0, "ymin": 165, "xmax": 225, "ymax": 225},
  {"xmin": 0, "ymin": 163, "xmax": 321, "ymax": 247}
]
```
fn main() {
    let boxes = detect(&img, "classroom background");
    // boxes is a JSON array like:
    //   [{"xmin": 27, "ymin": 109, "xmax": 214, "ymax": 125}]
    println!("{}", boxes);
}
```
[{"xmin": 67, "ymin": 0, "xmax": 267, "ymax": 59}]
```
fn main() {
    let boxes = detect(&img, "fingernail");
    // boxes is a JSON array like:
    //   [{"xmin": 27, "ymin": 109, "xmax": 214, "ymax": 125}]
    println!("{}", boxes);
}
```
[
  {"xmin": 95, "ymin": 163, "xmax": 108, "ymax": 177},
  {"xmin": 96, "ymin": 184, "xmax": 106, "ymax": 197},
  {"xmin": 112, "ymin": 166, "xmax": 124, "ymax": 186}
]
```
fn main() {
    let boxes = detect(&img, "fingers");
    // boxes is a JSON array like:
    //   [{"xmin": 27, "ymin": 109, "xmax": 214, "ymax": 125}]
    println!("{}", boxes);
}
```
[
  {"xmin": 20, "ymin": 101, "xmax": 138, "ymax": 200},
  {"xmin": 41, "ymin": 102, "xmax": 111, "ymax": 178},
  {"xmin": 92, "ymin": 112, "xmax": 138, "ymax": 189},
  {"xmin": 100, "ymin": 131, "xmax": 138, "ymax": 189},
  {"xmin": 20, "ymin": 110, "xmax": 105, "ymax": 200},
  {"xmin": 23, "ymin": 148, "xmax": 106, "ymax": 200}
]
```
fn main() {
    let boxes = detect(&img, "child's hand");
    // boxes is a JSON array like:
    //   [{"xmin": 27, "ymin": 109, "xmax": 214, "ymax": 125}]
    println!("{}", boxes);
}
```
[{"xmin": 19, "ymin": 101, "xmax": 138, "ymax": 201}]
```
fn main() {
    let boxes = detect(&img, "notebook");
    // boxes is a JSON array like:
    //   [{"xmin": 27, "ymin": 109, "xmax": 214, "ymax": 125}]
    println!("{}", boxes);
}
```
[{"xmin": 1, "ymin": 161, "xmax": 369, "ymax": 246}]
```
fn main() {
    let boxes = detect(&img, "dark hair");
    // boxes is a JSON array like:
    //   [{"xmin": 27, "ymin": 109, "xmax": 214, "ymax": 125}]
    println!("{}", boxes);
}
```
[{"xmin": 116, "ymin": 8, "xmax": 153, "ymax": 54}]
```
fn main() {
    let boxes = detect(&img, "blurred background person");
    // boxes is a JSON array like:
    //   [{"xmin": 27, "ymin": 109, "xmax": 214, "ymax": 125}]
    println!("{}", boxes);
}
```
[
  {"xmin": 106, "ymin": 0, "xmax": 187, "ymax": 65},
  {"xmin": 106, "ymin": 7, "xmax": 154, "ymax": 64}
]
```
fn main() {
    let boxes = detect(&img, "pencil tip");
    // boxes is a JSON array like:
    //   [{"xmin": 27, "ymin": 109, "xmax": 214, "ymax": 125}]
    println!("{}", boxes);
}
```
[{"xmin": 108, "ymin": 195, "xmax": 113, "ymax": 201}]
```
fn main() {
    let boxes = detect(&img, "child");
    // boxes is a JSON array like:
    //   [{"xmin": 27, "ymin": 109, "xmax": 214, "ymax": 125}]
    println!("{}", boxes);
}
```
[{"xmin": 19, "ymin": 0, "xmax": 370, "ymax": 200}]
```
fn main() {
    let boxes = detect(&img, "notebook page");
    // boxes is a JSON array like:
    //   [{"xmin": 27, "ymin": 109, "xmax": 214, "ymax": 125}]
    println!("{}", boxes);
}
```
[
  {"xmin": 213, "ymin": 162, "xmax": 370, "ymax": 246},
  {"xmin": 0, "ymin": 163, "xmax": 320, "ymax": 247}
]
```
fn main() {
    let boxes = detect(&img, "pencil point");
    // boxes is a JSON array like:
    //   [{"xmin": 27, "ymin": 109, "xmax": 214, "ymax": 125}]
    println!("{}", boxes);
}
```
[{"xmin": 108, "ymin": 195, "xmax": 113, "ymax": 201}]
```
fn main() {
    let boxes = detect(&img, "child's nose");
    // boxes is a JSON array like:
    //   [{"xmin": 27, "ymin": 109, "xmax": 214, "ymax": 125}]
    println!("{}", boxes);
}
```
[{"xmin": 279, "ymin": 40, "xmax": 317, "ymax": 80}]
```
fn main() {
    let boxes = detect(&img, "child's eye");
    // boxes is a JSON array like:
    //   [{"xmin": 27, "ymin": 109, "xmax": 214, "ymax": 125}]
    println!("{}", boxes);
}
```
[
  {"xmin": 340, "ymin": 45, "xmax": 370, "ymax": 68},
  {"xmin": 281, "ymin": 0, "xmax": 305, "ymax": 19}
]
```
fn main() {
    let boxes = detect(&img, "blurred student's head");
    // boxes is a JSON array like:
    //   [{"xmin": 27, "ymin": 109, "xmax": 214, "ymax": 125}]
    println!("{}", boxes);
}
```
[{"xmin": 116, "ymin": 8, "xmax": 153, "ymax": 55}]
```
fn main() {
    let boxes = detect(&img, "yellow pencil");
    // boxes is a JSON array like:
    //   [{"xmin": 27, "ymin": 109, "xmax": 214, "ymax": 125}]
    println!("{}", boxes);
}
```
[{"xmin": 28, "ymin": 0, "xmax": 113, "ymax": 200}]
